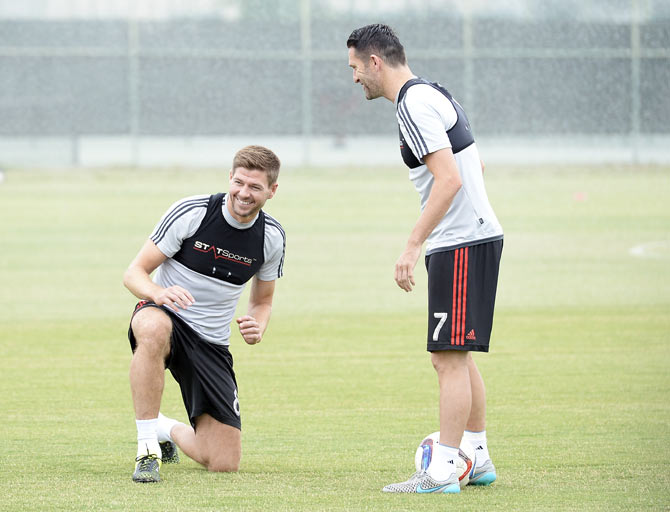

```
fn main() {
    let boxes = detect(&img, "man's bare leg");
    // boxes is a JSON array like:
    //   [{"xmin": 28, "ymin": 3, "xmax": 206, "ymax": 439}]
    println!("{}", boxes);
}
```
[{"xmin": 170, "ymin": 413, "xmax": 241, "ymax": 472}]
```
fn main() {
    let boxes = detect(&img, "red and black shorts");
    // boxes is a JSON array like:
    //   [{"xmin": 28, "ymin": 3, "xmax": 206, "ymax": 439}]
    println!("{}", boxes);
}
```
[
  {"xmin": 128, "ymin": 301, "xmax": 241, "ymax": 430},
  {"xmin": 425, "ymin": 238, "xmax": 503, "ymax": 352}
]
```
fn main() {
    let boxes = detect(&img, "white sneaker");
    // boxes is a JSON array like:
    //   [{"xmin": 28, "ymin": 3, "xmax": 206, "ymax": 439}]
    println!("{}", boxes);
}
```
[
  {"xmin": 382, "ymin": 470, "xmax": 460, "ymax": 494},
  {"xmin": 469, "ymin": 458, "xmax": 497, "ymax": 485}
]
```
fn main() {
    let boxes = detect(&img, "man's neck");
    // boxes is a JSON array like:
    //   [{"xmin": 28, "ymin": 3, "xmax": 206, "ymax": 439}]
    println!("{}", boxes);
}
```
[{"xmin": 383, "ymin": 66, "xmax": 416, "ymax": 103}]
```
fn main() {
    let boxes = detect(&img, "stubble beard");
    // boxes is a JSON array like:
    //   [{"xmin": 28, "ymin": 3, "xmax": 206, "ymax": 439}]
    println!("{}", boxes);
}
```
[
  {"xmin": 363, "ymin": 81, "xmax": 383, "ymax": 100},
  {"xmin": 231, "ymin": 195, "xmax": 262, "ymax": 222}
]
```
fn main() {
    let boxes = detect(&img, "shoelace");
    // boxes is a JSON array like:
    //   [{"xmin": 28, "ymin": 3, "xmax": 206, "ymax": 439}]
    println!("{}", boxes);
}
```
[{"xmin": 135, "ymin": 454, "xmax": 159, "ymax": 471}]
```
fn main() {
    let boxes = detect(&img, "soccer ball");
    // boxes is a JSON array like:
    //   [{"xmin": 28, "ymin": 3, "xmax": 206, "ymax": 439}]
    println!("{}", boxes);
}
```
[{"xmin": 414, "ymin": 431, "xmax": 475, "ymax": 488}]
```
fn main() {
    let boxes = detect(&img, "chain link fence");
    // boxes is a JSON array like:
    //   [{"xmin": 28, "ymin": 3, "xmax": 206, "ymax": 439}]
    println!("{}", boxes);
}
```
[{"xmin": 1, "ymin": 0, "xmax": 668, "ymax": 166}]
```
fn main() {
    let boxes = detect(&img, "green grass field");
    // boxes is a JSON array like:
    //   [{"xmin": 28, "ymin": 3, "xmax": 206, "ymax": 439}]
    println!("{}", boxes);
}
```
[{"xmin": 0, "ymin": 164, "xmax": 668, "ymax": 511}]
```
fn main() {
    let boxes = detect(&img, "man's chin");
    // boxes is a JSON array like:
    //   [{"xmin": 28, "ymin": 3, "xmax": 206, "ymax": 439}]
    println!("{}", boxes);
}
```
[{"xmin": 233, "ymin": 205, "xmax": 259, "ymax": 221}]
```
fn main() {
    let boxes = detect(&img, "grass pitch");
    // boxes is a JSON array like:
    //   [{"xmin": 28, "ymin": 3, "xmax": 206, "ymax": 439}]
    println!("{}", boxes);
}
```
[{"xmin": 0, "ymin": 165, "xmax": 668, "ymax": 511}]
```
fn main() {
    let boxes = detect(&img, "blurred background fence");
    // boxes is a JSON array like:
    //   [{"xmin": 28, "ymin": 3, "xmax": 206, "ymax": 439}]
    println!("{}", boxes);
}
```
[{"xmin": 0, "ymin": 0, "xmax": 668, "ymax": 167}]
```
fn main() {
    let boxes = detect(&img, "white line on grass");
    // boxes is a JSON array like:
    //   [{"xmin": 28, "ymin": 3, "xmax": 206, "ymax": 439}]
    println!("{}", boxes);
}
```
[{"xmin": 629, "ymin": 241, "xmax": 670, "ymax": 259}]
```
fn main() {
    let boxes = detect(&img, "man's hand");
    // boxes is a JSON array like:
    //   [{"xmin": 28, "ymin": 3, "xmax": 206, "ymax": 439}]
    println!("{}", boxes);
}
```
[
  {"xmin": 124, "ymin": 240, "xmax": 196, "ymax": 313},
  {"xmin": 152, "ymin": 285, "xmax": 195, "ymax": 313},
  {"xmin": 236, "ymin": 315, "xmax": 262, "ymax": 345},
  {"xmin": 394, "ymin": 243, "xmax": 422, "ymax": 292}
]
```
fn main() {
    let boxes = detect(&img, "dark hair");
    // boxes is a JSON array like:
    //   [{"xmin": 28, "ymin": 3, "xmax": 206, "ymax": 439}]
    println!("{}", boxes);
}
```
[
  {"xmin": 232, "ymin": 145, "xmax": 281, "ymax": 185},
  {"xmin": 346, "ymin": 24, "xmax": 406, "ymax": 67}
]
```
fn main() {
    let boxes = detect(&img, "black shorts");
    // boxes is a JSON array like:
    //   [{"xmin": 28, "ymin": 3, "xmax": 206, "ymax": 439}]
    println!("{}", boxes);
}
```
[
  {"xmin": 425, "ymin": 239, "xmax": 503, "ymax": 352},
  {"xmin": 128, "ymin": 302, "xmax": 241, "ymax": 430}
]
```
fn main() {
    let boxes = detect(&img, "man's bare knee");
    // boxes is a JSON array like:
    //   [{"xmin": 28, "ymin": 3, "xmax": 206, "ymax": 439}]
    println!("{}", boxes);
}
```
[
  {"xmin": 131, "ymin": 307, "xmax": 172, "ymax": 356},
  {"xmin": 193, "ymin": 415, "xmax": 241, "ymax": 473},
  {"xmin": 199, "ymin": 448, "xmax": 240, "ymax": 472},
  {"xmin": 201, "ymin": 444, "xmax": 241, "ymax": 472},
  {"xmin": 206, "ymin": 460, "xmax": 240, "ymax": 473},
  {"xmin": 431, "ymin": 350, "xmax": 468, "ymax": 374}
]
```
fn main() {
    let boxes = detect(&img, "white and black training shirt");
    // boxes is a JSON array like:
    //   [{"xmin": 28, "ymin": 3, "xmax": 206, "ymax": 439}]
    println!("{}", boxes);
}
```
[
  {"xmin": 395, "ymin": 77, "xmax": 503, "ymax": 254},
  {"xmin": 149, "ymin": 193, "xmax": 285, "ymax": 345}
]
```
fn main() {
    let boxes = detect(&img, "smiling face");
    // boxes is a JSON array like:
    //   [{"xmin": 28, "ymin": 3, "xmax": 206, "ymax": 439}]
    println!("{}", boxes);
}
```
[
  {"xmin": 348, "ymin": 47, "xmax": 384, "ymax": 100},
  {"xmin": 227, "ymin": 166, "xmax": 278, "ymax": 223}
]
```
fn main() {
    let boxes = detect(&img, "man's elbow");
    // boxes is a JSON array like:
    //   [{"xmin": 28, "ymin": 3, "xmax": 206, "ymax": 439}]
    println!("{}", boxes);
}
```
[
  {"xmin": 438, "ymin": 172, "xmax": 462, "ymax": 193},
  {"xmin": 122, "ymin": 266, "xmax": 135, "ymax": 291}
]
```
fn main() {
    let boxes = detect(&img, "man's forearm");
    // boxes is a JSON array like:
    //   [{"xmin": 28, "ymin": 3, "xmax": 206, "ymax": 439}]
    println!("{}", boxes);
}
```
[
  {"xmin": 407, "ymin": 176, "xmax": 460, "ymax": 249},
  {"xmin": 123, "ymin": 266, "xmax": 161, "ymax": 302},
  {"xmin": 247, "ymin": 302, "xmax": 272, "ymax": 334}
]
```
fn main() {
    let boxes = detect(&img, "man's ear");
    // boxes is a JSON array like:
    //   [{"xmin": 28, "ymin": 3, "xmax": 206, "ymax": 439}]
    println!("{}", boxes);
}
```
[{"xmin": 369, "ymin": 54, "xmax": 383, "ymax": 70}]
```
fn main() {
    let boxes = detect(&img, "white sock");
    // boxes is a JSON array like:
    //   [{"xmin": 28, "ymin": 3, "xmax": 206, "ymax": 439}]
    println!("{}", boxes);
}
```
[
  {"xmin": 463, "ymin": 429, "xmax": 491, "ymax": 466},
  {"xmin": 427, "ymin": 443, "xmax": 460, "ymax": 481},
  {"xmin": 157, "ymin": 412, "xmax": 179, "ymax": 443},
  {"xmin": 136, "ymin": 418, "xmax": 160, "ymax": 458}
]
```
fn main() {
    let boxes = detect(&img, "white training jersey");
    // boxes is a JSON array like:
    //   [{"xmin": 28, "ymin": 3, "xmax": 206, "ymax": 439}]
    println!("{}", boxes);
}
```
[
  {"xmin": 149, "ymin": 194, "xmax": 285, "ymax": 345},
  {"xmin": 395, "ymin": 78, "xmax": 503, "ymax": 254}
]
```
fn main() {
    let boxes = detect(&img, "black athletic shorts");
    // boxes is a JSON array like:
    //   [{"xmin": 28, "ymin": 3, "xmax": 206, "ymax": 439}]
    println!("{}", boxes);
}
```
[
  {"xmin": 128, "ymin": 301, "xmax": 241, "ymax": 430},
  {"xmin": 425, "ymin": 239, "xmax": 503, "ymax": 352}
]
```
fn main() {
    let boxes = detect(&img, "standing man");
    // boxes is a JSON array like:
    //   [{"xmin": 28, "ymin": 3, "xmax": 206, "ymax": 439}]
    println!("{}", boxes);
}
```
[
  {"xmin": 347, "ymin": 24, "xmax": 503, "ymax": 494},
  {"xmin": 123, "ymin": 145, "xmax": 285, "ymax": 483}
]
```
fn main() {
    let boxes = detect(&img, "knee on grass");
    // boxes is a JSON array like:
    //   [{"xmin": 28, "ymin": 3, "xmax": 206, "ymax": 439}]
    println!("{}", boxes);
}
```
[{"xmin": 204, "ymin": 458, "xmax": 240, "ymax": 473}]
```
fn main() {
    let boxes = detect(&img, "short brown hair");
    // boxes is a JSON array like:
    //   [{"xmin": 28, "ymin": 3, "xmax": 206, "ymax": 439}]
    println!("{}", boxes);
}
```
[
  {"xmin": 347, "ymin": 24, "xmax": 406, "ymax": 67},
  {"xmin": 232, "ymin": 145, "xmax": 281, "ymax": 185}
]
